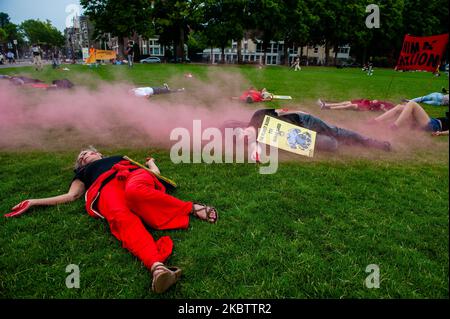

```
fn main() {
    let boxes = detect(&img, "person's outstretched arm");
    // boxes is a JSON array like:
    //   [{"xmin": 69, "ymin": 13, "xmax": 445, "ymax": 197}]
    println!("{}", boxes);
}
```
[
  {"xmin": 432, "ymin": 130, "xmax": 449, "ymax": 136},
  {"xmin": 5, "ymin": 180, "xmax": 86, "ymax": 217}
]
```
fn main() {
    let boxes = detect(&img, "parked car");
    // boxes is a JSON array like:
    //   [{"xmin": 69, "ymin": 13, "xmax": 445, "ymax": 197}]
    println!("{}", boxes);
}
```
[
  {"xmin": 336, "ymin": 59, "xmax": 360, "ymax": 68},
  {"xmin": 169, "ymin": 57, "xmax": 191, "ymax": 63},
  {"xmin": 140, "ymin": 57, "xmax": 161, "ymax": 64}
]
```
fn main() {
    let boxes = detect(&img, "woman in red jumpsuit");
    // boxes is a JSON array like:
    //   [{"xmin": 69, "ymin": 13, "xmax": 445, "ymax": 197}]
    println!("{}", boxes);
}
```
[{"xmin": 6, "ymin": 147, "xmax": 218, "ymax": 293}]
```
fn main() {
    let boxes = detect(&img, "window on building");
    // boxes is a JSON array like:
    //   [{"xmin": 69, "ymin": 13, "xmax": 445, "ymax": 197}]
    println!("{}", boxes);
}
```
[
  {"xmin": 314, "ymin": 47, "xmax": 319, "ymax": 53},
  {"xmin": 256, "ymin": 43, "xmax": 262, "ymax": 53}
]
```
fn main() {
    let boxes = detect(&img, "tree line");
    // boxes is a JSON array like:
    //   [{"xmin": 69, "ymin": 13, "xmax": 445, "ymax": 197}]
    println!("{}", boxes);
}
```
[
  {"xmin": 0, "ymin": 12, "xmax": 64, "ymax": 54},
  {"xmin": 81, "ymin": 0, "xmax": 448, "ymax": 65}
]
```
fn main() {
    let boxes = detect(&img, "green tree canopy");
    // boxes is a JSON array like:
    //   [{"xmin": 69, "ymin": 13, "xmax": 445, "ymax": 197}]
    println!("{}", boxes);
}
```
[
  {"xmin": 80, "ymin": 0, "xmax": 155, "ymax": 54},
  {"xmin": 0, "ymin": 28, "xmax": 7, "ymax": 43},
  {"xmin": 20, "ymin": 19, "xmax": 64, "ymax": 47}
]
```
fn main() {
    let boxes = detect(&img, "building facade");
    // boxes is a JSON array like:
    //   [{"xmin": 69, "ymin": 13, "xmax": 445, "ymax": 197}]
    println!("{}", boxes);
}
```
[
  {"xmin": 64, "ymin": 15, "xmax": 95, "ymax": 59},
  {"xmin": 202, "ymin": 38, "xmax": 351, "ymax": 65}
]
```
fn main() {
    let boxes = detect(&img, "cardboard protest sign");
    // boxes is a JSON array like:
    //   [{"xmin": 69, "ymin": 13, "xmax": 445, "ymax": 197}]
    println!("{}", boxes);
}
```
[{"xmin": 257, "ymin": 115, "xmax": 317, "ymax": 158}]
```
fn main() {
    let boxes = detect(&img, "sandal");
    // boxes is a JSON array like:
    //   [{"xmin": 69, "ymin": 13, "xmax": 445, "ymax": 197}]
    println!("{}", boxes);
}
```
[
  {"xmin": 191, "ymin": 203, "xmax": 218, "ymax": 224},
  {"xmin": 151, "ymin": 262, "xmax": 182, "ymax": 294}
]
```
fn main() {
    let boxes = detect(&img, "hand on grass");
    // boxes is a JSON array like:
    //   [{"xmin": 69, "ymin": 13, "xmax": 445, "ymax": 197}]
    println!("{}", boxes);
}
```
[
  {"xmin": 432, "ymin": 131, "xmax": 449, "ymax": 136},
  {"xmin": 5, "ymin": 200, "xmax": 33, "ymax": 218},
  {"xmin": 146, "ymin": 157, "xmax": 156, "ymax": 166}
]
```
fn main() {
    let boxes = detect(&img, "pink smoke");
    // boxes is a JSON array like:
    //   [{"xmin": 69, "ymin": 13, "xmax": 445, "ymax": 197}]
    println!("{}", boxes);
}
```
[
  {"xmin": 0, "ymin": 72, "xmax": 446, "ymax": 161},
  {"xmin": 0, "ymin": 75, "xmax": 254, "ymax": 150}
]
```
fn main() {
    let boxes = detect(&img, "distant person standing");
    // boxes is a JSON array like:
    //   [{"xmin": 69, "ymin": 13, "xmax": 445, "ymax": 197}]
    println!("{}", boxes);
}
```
[
  {"xmin": 52, "ymin": 48, "xmax": 61, "ymax": 69},
  {"xmin": 32, "ymin": 44, "xmax": 43, "ymax": 71},
  {"xmin": 292, "ymin": 57, "xmax": 301, "ymax": 71},
  {"xmin": 6, "ymin": 51, "xmax": 15, "ymax": 64},
  {"xmin": 126, "ymin": 41, "xmax": 134, "ymax": 68}
]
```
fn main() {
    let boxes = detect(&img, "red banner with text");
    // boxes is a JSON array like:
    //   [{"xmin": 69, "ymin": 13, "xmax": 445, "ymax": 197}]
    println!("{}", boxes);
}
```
[{"xmin": 396, "ymin": 34, "xmax": 448, "ymax": 72}]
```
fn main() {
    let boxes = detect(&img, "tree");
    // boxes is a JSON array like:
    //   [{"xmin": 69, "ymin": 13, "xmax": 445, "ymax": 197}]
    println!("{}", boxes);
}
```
[
  {"xmin": 80, "ymin": 0, "xmax": 155, "ymax": 57},
  {"xmin": 201, "ymin": 0, "xmax": 247, "ymax": 64},
  {"xmin": 20, "ymin": 19, "xmax": 64, "ymax": 47},
  {"xmin": 0, "ymin": 12, "xmax": 11, "ymax": 28},
  {"xmin": 247, "ymin": 0, "xmax": 285, "ymax": 65},
  {"xmin": 152, "ymin": 0, "xmax": 204, "ymax": 61},
  {"xmin": 0, "ymin": 28, "xmax": 6, "ymax": 43},
  {"xmin": 279, "ymin": 0, "xmax": 316, "ymax": 66},
  {"xmin": 0, "ymin": 12, "xmax": 25, "ymax": 52}
]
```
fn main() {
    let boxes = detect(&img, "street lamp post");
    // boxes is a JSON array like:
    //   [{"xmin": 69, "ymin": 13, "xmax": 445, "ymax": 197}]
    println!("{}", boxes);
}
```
[{"xmin": 13, "ymin": 39, "xmax": 19, "ymax": 60}]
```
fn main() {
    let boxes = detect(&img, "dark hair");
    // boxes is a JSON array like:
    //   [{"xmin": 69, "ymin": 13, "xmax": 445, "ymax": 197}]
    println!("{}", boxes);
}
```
[
  {"xmin": 52, "ymin": 79, "xmax": 74, "ymax": 89},
  {"xmin": 246, "ymin": 96, "xmax": 254, "ymax": 104},
  {"xmin": 248, "ymin": 109, "xmax": 278, "ymax": 129}
]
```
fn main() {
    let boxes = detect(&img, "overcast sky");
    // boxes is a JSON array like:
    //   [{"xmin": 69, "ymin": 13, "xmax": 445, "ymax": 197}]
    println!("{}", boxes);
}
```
[{"xmin": 0, "ymin": 0, "xmax": 84, "ymax": 31}]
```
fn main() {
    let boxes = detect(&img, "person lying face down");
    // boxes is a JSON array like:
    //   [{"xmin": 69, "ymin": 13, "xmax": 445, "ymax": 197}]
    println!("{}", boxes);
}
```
[
  {"xmin": 239, "ymin": 108, "xmax": 391, "ymax": 153},
  {"xmin": 130, "ymin": 83, "xmax": 185, "ymax": 97},
  {"xmin": 0, "ymin": 75, "xmax": 74, "ymax": 90},
  {"xmin": 6, "ymin": 146, "xmax": 218, "ymax": 294}
]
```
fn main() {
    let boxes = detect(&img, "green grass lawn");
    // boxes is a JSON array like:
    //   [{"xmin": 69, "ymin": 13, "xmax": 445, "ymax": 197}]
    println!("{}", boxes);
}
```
[{"xmin": 0, "ymin": 63, "xmax": 448, "ymax": 298}]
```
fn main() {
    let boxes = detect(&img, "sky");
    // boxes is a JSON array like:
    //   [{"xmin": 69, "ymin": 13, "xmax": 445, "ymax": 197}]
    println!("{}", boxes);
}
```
[{"xmin": 0, "ymin": 0, "xmax": 84, "ymax": 31}]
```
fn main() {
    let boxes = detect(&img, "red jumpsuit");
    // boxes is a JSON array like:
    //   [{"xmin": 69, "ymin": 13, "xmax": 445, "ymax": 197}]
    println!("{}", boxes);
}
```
[
  {"xmin": 239, "ymin": 89, "xmax": 264, "ymax": 102},
  {"xmin": 87, "ymin": 162, "xmax": 193, "ymax": 270}
]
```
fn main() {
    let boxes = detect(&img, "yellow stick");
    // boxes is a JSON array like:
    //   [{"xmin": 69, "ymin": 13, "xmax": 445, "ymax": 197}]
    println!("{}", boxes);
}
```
[{"xmin": 123, "ymin": 156, "xmax": 177, "ymax": 188}]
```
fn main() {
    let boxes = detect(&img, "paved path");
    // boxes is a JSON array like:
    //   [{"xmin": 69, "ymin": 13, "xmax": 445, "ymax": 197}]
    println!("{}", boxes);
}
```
[{"xmin": 0, "ymin": 60, "xmax": 51, "ymax": 69}]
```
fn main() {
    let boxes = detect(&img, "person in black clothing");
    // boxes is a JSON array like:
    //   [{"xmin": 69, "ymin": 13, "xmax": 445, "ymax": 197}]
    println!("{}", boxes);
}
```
[
  {"xmin": 126, "ymin": 41, "xmax": 134, "ymax": 68},
  {"xmin": 6, "ymin": 147, "xmax": 218, "ymax": 293},
  {"xmin": 240, "ymin": 108, "xmax": 392, "ymax": 152},
  {"xmin": 371, "ymin": 101, "xmax": 449, "ymax": 135}
]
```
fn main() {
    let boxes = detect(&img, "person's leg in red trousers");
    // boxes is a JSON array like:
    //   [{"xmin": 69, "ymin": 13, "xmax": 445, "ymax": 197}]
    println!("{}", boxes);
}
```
[
  {"xmin": 98, "ymin": 177, "xmax": 174, "ymax": 270},
  {"xmin": 124, "ymin": 169, "xmax": 193, "ymax": 230}
]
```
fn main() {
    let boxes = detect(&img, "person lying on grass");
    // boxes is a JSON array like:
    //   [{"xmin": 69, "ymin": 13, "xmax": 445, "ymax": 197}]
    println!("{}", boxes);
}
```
[
  {"xmin": 5, "ymin": 147, "xmax": 218, "ymax": 294},
  {"xmin": 234, "ymin": 108, "xmax": 392, "ymax": 157},
  {"xmin": 317, "ymin": 98, "xmax": 396, "ymax": 112},
  {"xmin": 405, "ymin": 91, "xmax": 449, "ymax": 106},
  {"xmin": 239, "ymin": 87, "xmax": 274, "ymax": 103},
  {"xmin": 368, "ymin": 100, "xmax": 449, "ymax": 135},
  {"xmin": 130, "ymin": 83, "xmax": 185, "ymax": 98},
  {"xmin": 0, "ymin": 75, "xmax": 74, "ymax": 90}
]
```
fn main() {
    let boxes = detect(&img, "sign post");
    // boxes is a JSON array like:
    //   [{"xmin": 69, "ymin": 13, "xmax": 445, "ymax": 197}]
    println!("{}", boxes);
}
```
[{"xmin": 13, "ymin": 40, "xmax": 19, "ymax": 60}]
